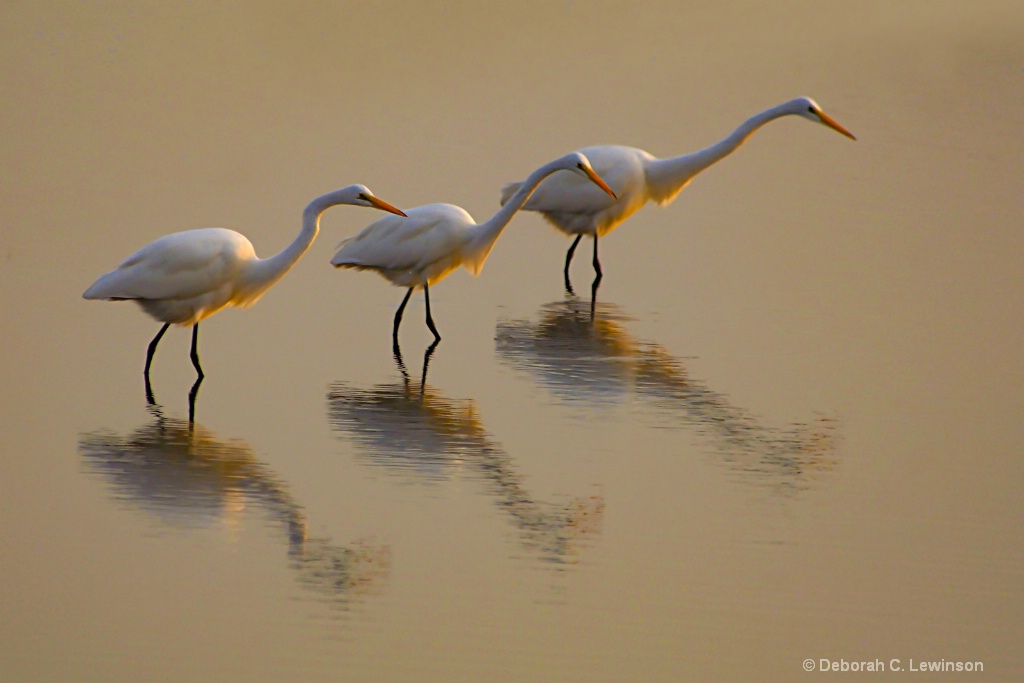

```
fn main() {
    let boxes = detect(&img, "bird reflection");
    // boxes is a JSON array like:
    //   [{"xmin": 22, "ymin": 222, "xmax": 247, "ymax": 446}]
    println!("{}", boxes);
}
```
[
  {"xmin": 566, "ymin": 272, "xmax": 602, "ymax": 312},
  {"xmin": 392, "ymin": 339, "xmax": 439, "ymax": 396},
  {"xmin": 326, "ymin": 355, "xmax": 603, "ymax": 565},
  {"xmin": 79, "ymin": 403, "xmax": 390, "ymax": 605},
  {"xmin": 146, "ymin": 375, "xmax": 203, "ymax": 424},
  {"xmin": 495, "ymin": 296, "xmax": 839, "ymax": 494}
]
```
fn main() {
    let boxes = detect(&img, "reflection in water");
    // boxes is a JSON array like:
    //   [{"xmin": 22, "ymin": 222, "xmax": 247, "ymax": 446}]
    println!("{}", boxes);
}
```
[
  {"xmin": 392, "ymin": 339, "xmax": 439, "ymax": 397},
  {"xmin": 146, "ymin": 376, "xmax": 203, "ymax": 425},
  {"xmin": 79, "ymin": 405, "xmax": 390, "ymax": 606},
  {"xmin": 496, "ymin": 296, "xmax": 839, "ymax": 494},
  {"xmin": 327, "ymin": 359, "xmax": 603, "ymax": 566}
]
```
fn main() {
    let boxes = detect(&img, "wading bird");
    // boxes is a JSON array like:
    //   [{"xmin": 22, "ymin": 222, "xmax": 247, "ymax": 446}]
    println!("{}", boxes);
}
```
[
  {"xmin": 83, "ymin": 186, "xmax": 406, "ymax": 394},
  {"xmin": 499, "ymin": 97, "xmax": 856, "ymax": 292},
  {"xmin": 331, "ymin": 152, "xmax": 616, "ymax": 345}
]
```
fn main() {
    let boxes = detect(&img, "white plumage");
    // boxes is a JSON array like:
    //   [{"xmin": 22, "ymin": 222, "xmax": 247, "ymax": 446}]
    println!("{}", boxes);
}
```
[
  {"xmin": 332, "ymin": 152, "xmax": 616, "ymax": 343},
  {"xmin": 85, "ymin": 228, "xmax": 261, "ymax": 325},
  {"xmin": 500, "ymin": 97, "xmax": 856, "ymax": 290},
  {"xmin": 334, "ymin": 203, "xmax": 484, "ymax": 288},
  {"xmin": 84, "ymin": 185, "xmax": 405, "ymax": 385}
]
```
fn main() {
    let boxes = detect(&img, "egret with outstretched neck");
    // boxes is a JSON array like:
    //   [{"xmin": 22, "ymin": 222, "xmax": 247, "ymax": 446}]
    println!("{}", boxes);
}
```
[
  {"xmin": 499, "ymin": 97, "xmax": 856, "ymax": 291},
  {"xmin": 332, "ymin": 152, "xmax": 616, "ymax": 344},
  {"xmin": 83, "ymin": 185, "xmax": 406, "ymax": 393}
]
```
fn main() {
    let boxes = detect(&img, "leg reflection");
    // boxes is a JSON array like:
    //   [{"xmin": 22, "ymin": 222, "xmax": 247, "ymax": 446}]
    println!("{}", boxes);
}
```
[
  {"xmin": 421, "ymin": 339, "xmax": 439, "ymax": 391},
  {"xmin": 187, "ymin": 375, "xmax": 203, "ymax": 426},
  {"xmin": 393, "ymin": 339, "xmax": 440, "ymax": 399},
  {"xmin": 143, "ymin": 374, "xmax": 203, "ymax": 427},
  {"xmin": 392, "ymin": 338, "xmax": 410, "ymax": 381}
]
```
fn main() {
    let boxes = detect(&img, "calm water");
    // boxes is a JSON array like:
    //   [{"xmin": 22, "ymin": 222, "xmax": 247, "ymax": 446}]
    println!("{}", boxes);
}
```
[{"xmin": 2, "ymin": 2, "xmax": 1022, "ymax": 681}]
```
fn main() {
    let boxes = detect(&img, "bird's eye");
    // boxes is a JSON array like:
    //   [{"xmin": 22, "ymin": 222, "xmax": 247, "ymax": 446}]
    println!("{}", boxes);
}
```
[
  {"xmin": 358, "ymin": 193, "xmax": 368, "ymax": 201},
  {"xmin": 807, "ymin": 106, "xmax": 815, "ymax": 114},
  {"xmin": 577, "ymin": 162, "xmax": 585, "ymax": 170}
]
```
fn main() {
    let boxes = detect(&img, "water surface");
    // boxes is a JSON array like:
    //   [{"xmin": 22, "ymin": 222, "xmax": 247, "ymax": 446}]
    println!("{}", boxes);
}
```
[{"xmin": 1, "ymin": 2, "xmax": 1021, "ymax": 681}]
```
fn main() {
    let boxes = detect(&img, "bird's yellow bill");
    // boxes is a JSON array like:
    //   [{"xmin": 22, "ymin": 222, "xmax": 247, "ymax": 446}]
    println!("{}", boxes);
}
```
[
  {"xmin": 367, "ymin": 195, "xmax": 407, "ymax": 217},
  {"xmin": 583, "ymin": 167, "xmax": 618, "ymax": 199},
  {"xmin": 818, "ymin": 110, "xmax": 856, "ymax": 141}
]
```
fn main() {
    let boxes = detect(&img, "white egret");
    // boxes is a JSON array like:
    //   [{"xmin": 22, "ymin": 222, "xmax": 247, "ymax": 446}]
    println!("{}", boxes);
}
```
[
  {"xmin": 331, "ymin": 152, "xmax": 616, "ymax": 343},
  {"xmin": 499, "ymin": 97, "xmax": 856, "ymax": 290},
  {"xmin": 83, "ymin": 185, "xmax": 406, "ymax": 386}
]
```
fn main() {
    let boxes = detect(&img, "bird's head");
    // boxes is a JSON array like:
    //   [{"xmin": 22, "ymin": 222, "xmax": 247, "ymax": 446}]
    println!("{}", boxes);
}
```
[
  {"xmin": 561, "ymin": 152, "xmax": 618, "ymax": 199},
  {"xmin": 332, "ymin": 185, "xmax": 407, "ymax": 216},
  {"xmin": 792, "ymin": 97, "xmax": 856, "ymax": 141}
]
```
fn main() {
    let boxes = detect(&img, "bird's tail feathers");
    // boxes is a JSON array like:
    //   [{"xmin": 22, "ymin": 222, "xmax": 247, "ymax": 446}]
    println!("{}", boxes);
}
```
[{"xmin": 82, "ymin": 272, "xmax": 127, "ymax": 300}]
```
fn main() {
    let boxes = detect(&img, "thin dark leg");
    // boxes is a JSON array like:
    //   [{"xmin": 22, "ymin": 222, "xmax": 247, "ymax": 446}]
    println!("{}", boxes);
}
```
[
  {"xmin": 145, "ymin": 323, "xmax": 170, "ymax": 376},
  {"xmin": 144, "ymin": 323, "xmax": 171, "ymax": 404},
  {"xmin": 393, "ymin": 287, "xmax": 413, "ymax": 342},
  {"xmin": 564, "ymin": 234, "xmax": 582, "ymax": 294},
  {"xmin": 189, "ymin": 323, "xmax": 204, "ymax": 379},
  {"xmin": 591, "ymin": 234, "xmax": 603, "ymax": 283},
  {"xmin": 423, "ymin": 283, "xmax": 441, "ymax": 342}
]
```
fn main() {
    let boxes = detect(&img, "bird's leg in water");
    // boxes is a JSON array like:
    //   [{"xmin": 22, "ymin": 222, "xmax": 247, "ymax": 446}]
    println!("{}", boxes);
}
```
[
  {"xmin": 393, "ymin": 287, "xmax": 414, "ymax": 342},
  {"xmin": 189, "ymin": 323, "xmax": 204, "ymax": 379},
  {"xmin": 589, "ymin": 234, "xmax": 603, "ymax": 315},
  {"xmin": 423, "ymin": 283, "xmax": 441, "ymax": 342},
  {"xmin": 144, "ymin": 377, "xmax": 157, "ymax": 407},
  {"xmin": 144, "ymin": 323, "xmax": 171, "ymax": 403},
  {"xmin": 564, "ymin": 234, "xmax": 583, "ymax": 294}
]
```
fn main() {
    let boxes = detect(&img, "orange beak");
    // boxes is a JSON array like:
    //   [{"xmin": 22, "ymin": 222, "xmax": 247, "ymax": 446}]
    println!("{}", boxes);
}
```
[
  {"xmin": 817, "ymin": 109, "xmax": 857, "ymax": 141},
  {"xmin": 366, "ymin": 195, "xmax": 407, "ymax": 217},
  {"xmin": 582, "ymin": 166, "xmax": 618, "ymax": 200}
]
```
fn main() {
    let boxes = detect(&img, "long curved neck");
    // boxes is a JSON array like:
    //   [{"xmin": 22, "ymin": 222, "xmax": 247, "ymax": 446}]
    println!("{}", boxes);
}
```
[
  {"xmin": 243, "ymin": 193, "xmax": 335, "ymax": 296},
  {"xmin": 645, "ymin": 101, "xmax": 796, "ymax": 203},
  {"xmin": 467, "ymin": 161, "xmax": 565, "ymax": 257}
]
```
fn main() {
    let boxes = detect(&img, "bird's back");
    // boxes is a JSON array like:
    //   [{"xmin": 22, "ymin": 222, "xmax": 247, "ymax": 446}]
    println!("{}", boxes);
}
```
[
  {"xmin": 501, "ymin": 145, "xmax": 652, "ymax": 237},
  {"xmin": 83, "ymin": 227, "xmax": 256, "ymax": 324},
  {"xmin": 332, "ymin": 204, "xmax": 476, "ymax": 287}
]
